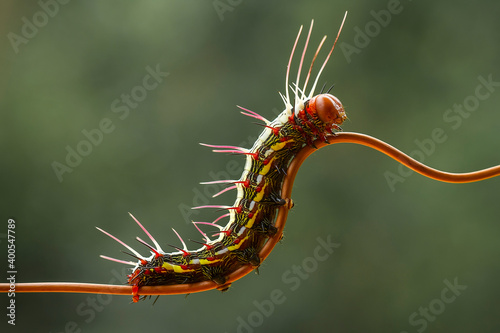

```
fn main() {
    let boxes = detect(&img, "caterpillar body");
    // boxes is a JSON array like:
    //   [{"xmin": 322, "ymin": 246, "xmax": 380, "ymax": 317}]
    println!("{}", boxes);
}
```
[{"xmin": 98, "ymin": 14, "xmax": 348, "ymax": 302}]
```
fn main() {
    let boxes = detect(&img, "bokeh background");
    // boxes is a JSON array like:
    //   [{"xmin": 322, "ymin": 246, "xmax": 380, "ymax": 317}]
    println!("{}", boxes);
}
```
[{"xmin": 1, "ymin": 0, "xmax": 500, "ymax": 332}]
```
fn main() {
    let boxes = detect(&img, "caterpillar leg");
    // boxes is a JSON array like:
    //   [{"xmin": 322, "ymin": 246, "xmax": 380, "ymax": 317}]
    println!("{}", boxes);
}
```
[{"xmin": 216, "ymin": 283, "xmax": 231, "ymax": 292}]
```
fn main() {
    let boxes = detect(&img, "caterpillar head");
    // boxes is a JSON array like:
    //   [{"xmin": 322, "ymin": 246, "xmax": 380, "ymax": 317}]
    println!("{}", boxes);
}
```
[{"xmin": 309, "ymin": 94, "xmax": 346, "ymax": 127}]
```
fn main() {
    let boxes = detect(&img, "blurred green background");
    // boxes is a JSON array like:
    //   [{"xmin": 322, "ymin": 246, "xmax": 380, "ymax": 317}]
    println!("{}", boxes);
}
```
[{"xmin": 1, "ymin": 0, "xmax": 500, "ymax": 332}]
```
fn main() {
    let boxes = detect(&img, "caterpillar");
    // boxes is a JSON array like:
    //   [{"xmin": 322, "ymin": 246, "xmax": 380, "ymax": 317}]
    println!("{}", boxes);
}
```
[
  {"xmin": 98, "ymin": 14, "xmax": 349, "ymax": 302},
  {"xmin": 1, "ymin": 12, "xmax": 500, "ymax": 305}
]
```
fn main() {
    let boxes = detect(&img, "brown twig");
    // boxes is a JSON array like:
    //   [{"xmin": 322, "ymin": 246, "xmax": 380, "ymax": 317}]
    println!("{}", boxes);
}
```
[{"xmin": 1, "ymin": 132, "xmax": 499, "ymax": 297}]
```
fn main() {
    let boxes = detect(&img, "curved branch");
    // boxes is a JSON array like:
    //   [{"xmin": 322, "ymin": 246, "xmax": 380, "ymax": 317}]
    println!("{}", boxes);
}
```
[
  {"xmin": 324, "ymin": 132, "xmax": 500, "ymax": 183},
  {"xmin": 1, "ymin": 132, "xmax": 499, "ymax": 296}
]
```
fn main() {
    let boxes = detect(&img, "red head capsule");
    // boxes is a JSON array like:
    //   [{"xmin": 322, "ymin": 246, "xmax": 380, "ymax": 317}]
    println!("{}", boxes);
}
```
[{"xmin": 309, "ymin": 94, "xmax": 346, "ymax": 126}]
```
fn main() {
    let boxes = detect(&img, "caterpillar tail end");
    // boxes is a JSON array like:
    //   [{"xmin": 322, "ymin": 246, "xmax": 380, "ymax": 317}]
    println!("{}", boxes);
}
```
[{"xmin": 132, "ymin": 285, "xmax": 140, "ymax": 303}]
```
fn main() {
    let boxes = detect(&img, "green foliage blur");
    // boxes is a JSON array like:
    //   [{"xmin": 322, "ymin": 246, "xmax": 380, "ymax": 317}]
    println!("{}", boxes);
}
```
[{"xmin": 1, "ymin": 0, "xmax": 499, "ymax": 332}]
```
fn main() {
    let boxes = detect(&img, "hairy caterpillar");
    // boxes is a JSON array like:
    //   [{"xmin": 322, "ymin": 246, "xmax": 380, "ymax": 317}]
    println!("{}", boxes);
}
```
[
  {"xmin": 1, "ymin": 12, "xmax": 500, "ymax": 306},
  {"xmin": 98, "ymin": 14, "xmax": 348, "ymax": 302}
]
